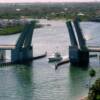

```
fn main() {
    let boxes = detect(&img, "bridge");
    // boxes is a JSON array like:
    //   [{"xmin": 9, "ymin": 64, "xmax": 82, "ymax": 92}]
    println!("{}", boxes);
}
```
[
  {"xmin": 0, "ymin": 19, "xmax": 99, "ymax": 66},
  {"xmin": 0, "ymin": 45, "xmax": 15, "ymax": 50},
  {"xmin": 66, "ymin": 18, "xmax": 100, "ymax": 66},
  {"xmin": 0, "ymin": 21, "xmax": 46, "ymax": 63},
  {"xmin": 88, "ymin": 46, "xmax": 100, "ymax": 52}
]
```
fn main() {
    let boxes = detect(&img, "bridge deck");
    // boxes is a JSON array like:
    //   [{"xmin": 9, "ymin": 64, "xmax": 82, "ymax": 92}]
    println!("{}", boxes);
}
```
[
  {"xmin": 88, "ymin": 46, "xmax": 100, "ymax": 52},
  {"xmin": 0, "ymin": 45, "xmax": 15, "ymax": 50}
]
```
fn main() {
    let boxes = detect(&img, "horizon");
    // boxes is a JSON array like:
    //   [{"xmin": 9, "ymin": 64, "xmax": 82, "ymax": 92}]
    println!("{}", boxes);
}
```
[{"xmin": 0, "ymin": 0, "xmax": 99, "ymax": 3}]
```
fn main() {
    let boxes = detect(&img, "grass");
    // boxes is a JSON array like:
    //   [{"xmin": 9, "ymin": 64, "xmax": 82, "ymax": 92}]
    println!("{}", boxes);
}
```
[{"xmin": 0, "ymin": 25, "xmax": 24, "ymax": 35}]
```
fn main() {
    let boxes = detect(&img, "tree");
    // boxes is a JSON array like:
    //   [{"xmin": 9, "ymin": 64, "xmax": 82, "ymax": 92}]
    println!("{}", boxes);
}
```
[
  {"xmin": 88, "ymin": 68, "xmax": 96, "ymax": 89},
  {"xmin": 88, "ymin": 78, "xmax": 100, "ymax": 100}
]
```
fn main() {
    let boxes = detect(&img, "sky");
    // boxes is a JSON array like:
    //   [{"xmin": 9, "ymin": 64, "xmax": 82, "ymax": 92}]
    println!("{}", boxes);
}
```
[{"xmin": 0, "ymin": 0, "xmax": 99, "ymax": 3}]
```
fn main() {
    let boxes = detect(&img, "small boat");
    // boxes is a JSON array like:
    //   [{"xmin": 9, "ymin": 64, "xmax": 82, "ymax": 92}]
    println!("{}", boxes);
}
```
[{"xmin": 48, "ymin": 52, "xmax": 62, "ymax": 62}]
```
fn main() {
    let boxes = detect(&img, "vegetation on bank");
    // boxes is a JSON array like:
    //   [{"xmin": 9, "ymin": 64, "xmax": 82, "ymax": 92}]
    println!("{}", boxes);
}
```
[
  {"xmin": 87, "ymin": 78, "xmax": 100, "ymax": 100},
  {"xmin": 0, "ymin": 22, "xmax": 45, "ymax": 35},
  {"xmin": 0, "ymin": 25, "xmax": 24, "ymax": 35},
  {"xmin": 0, "ymin": 3, "xmax": 100, "ymax": 21},
  {"xmin": 0, "ymin": 3, "xmax": 100, "ymax": 35}
]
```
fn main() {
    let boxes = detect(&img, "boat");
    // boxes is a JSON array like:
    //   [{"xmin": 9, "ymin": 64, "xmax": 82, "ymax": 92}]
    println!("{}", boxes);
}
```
[{"xmin": 48, "ymin": 52, "xmax": 62, "ymax": 62}]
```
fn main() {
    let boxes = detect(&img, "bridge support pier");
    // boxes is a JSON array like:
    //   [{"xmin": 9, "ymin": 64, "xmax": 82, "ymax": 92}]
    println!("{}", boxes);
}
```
[
  {"xmin": 69, "ymin": 46, "xmax": 89, "ymax": 66},
  {"xmin": 0, "ymin": 50, "xmax": 5, "ymax": 61},
  {"xmin": 11, "ymin": 46, "xmax": 33, "ymax": 63}
]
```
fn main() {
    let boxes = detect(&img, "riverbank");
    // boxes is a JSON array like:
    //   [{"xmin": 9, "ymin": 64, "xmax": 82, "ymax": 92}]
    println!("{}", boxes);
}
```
[
  {"xmin": 0, "ymin": 23, "xmax": 44, "ymax": 35},
  {"xmin": 81, "ymin": 78, "xmax": 100, "ymax": 100},
  {"xmin": 0, "ymin": 25, "xmax": 24, "ymax": 35},
  {"xmin": 80, "ymin": 97, "xmax": 88, "ymax": 100}
]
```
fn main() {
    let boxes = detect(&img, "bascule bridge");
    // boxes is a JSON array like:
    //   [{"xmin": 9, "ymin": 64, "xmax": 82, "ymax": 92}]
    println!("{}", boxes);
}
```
[
  {"xmin": 66, "ymin": 18, "xmax": 100, "ymax": 66},
  {"xmin": 0, "ymin": 21, "xmax": 37, "ymax": 63}
]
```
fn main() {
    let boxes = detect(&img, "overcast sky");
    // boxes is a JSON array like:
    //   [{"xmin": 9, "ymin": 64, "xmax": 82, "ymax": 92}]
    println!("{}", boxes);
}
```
[{"xmin": 0, "ymin": 0, "xmax": 99, "ymax": 3}]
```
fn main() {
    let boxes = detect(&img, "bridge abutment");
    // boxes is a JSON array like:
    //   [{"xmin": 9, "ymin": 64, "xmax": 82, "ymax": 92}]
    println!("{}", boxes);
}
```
[
  {"xmin": 0, "ymin": 50, "xmax": 6, "ymax": 61},
  {"xmin": 11, "ymin": 46, "xmax": 33, "ymax": 63},
  {"xmin": 69, "ymin": 46, "xmax": 89, "ymax": 66}
]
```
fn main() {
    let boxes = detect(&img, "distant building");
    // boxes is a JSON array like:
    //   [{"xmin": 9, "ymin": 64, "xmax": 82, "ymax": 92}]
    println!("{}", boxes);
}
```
[
  {"xmin": 77, "ymin": 12, "xmax": 85, "ymax": 16},
  {"xmin": 0, "ymin": 19, "xmax": 30, "ymax": 28}
]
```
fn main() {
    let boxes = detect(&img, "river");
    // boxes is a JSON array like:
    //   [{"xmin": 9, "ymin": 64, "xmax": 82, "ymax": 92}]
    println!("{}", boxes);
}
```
[{"xmin": 0, "ymin": 19, "xmax": 100, "ymax": 100}]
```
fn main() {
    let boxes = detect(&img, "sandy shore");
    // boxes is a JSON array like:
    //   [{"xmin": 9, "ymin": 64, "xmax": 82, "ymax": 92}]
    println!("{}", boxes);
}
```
[{"xmin": 80, "ymin": 96, "xmax": 88, "ymax": 100}]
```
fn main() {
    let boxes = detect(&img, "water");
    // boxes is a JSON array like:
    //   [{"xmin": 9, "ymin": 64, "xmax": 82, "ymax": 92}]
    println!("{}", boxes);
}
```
[{"xmin": 0, "ymin": 19, "xmax": 100, "ymax": 100}]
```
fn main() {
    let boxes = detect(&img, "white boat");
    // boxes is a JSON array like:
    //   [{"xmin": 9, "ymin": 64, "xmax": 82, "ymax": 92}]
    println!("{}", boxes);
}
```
[{"xmin": 48, "ymin": 52, "xmax": 62, "ymax": 62}]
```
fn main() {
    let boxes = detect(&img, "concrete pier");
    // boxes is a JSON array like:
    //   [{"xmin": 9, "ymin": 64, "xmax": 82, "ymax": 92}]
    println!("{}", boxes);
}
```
[
  {"xmin": 0, "ymin": 50, "xmax": 5, "ymax": 60},
  {"xmin": 69, "ymin": 46, "xmax": 89, "ymax": 66},
  {"xmin": 11, "ymin": 46, "xmax": 33, "ymax": 63}
]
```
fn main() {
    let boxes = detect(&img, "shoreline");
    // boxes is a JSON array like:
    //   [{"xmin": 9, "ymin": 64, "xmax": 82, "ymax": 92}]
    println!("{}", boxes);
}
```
[{"xmin": 80, "ymin": 96, "xmax": 88, "ymax": 100}]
